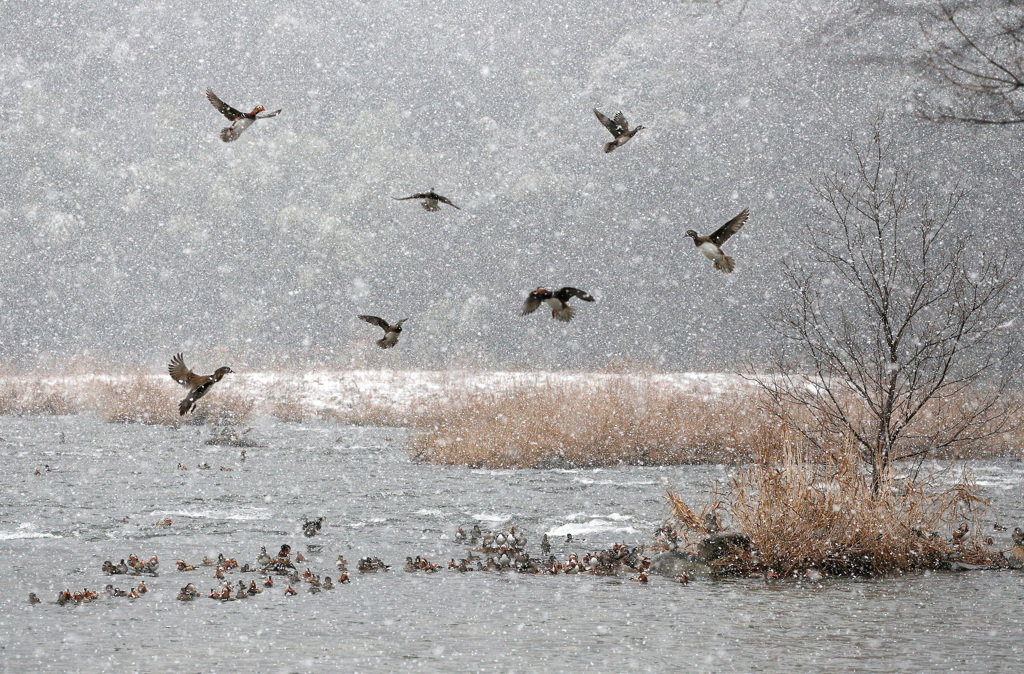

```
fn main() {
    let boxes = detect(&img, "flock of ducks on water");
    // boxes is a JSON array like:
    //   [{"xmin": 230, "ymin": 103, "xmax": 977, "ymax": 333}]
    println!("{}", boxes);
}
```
[
  {"xmin": 34, "ymin": 522, "xmax": 703, "ymax": 605},
  {"xmin": 151, "ymin": 89, "xmax": 755, "ymax": 417},
  {"xmin": 32, "ymin": 523, "xmax": 1024, "ymax": 604}
]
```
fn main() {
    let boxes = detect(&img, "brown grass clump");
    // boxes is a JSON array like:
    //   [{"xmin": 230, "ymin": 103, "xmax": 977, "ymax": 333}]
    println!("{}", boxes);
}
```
[
  {"xmin": 407, "ymin": 378, "xmax": 782, "ymax": 468},
  {"xmin": 0, "ymin": 381, "xmax": 77, "ymax": 416},
  {"xmin": 97, "ymin": 378, "xmax": 253, "ymax": 426},
  {"xmin": 666, "ymin": 432, "xmax": 1003, "ymax": 577}
]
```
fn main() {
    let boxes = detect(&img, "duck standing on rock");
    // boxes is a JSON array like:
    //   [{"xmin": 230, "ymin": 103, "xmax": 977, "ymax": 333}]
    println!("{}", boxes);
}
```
[
  {"xmin": 521, "ymin": 287, "xmax": 595, "ymax": 322},
  {"xmin": 684, "ymin": 209, "xmax": 750, "ymax": 274},
  {"xmin": 358, "ymin": 316, "xmax": 408, "ymax": 349},
  {"xmin": 205, "ymin": 88, "xmax": 281, "ymax": 142},
  {"xmin": 594, "ymin": 109, "xmax": 644, "ymax": 153},
  {"xmin": 168, "ymin": 353, "xmax": 234, "ymax": 416}
]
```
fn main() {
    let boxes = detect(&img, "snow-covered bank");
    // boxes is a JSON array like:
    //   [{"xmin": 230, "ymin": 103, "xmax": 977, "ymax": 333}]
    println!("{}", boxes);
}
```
[{"xmin": 0, "ymin": 370, "xmax": 750, "ymax": 421}]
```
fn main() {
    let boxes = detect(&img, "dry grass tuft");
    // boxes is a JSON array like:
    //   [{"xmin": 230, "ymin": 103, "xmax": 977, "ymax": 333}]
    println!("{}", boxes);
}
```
[
  {"xmin": 0, "ymin": 381, "xmax": 77, "ymax": 416},
  {"xmin": 667, "ymin": 431, "xmax": 1003, "ymax": 577},
  {"xmin": 96, "ymin": 379, "xmax": 253, "ymax": 426},
  {"xmin": 407, "ymin": 378, "xmax": 783, "ymax": 468}
]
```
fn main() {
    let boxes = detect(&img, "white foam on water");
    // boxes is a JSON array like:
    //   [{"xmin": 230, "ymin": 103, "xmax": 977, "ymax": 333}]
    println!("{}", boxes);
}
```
[
  {"xmin": 0, "ymin": 526, "xmax": 59, "ymax": 540},
  {"xmin": 470, "ymin": 513, "xmax": 511, "ymax": 523},
  {"xmin": 548, "ymin": 514, "xmax": 637, "ymax": 537},
  {"xmin": 153, "ymin": 507, "xmax": 270, "ymax": 521}
]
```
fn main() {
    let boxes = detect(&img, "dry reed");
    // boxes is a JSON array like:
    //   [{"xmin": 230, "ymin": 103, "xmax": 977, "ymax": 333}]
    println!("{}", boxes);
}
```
[
  {"xmin": 96, "ymin": 378, "xmax": 254, "ymax": 425},
  {"xmin": 0, "ymin": 380, "xmax": 77, "ymax": 416},
  {"xmin": 666, "ymin": 431, "xmax": 1003, "ymax": 577},
  {"xmin": 407, "ymin": 378, "xmax": 783, "ymax": 468}
]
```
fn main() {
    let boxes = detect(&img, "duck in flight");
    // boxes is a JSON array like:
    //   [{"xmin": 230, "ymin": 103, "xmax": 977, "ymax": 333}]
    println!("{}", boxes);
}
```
[
  {"xmin": 521, "ymin": 287, "xmax": 595, "ymax": 322},
  {"xmin": 168, "ymin": 353, "xmax": 234, "ymax": 416},
  {"xmin": 594, "ymin": 109, "xmax": 644, "ymax": 153},
  {"xmin": 205, "ymin": 88, "xmax": 281, "ymax": 142},
  {"xmin": 684, "ymin": 209, "xmax": 750, "ymax": 273},
  {"xmin": 358, "ymin": 316, "xmax": 408, "ymax": 349},
  {"xmin": 392, "ymin": 190, "xmax": 460, "ymax": 211}
]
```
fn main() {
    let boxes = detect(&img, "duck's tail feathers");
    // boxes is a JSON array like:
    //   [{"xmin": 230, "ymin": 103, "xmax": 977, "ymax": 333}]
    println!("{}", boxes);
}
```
[
  {"xmin": 220, "ymin": 127, "xmax": 240, "ymax": 142},
  {"xmin": 715, "ymin": 256, "xmax": 736, "ymax": 273},
  {"xmin": 552, "ymin": 305, "xmax": 575, "ymax": 322}
]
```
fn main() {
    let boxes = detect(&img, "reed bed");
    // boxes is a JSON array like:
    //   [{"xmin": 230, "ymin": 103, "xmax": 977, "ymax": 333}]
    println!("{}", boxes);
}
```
[
  {"xmin": 406, "ymin": 378, "xmax": 783, "ymax": 468},
  {"xmin": 666, "ymin": 432, "xmax": 1003, "ymax": 577},
  {"xmin": 1, "ymin": 371, "xmax": 1022, "ymax": 470},
  {"xmin": 96, "ymin": 379, "xmax": 254, "ymax": 425},
  {"xmin": 0, "ymin": 380, "xmax": 77, "ymax": 416}
]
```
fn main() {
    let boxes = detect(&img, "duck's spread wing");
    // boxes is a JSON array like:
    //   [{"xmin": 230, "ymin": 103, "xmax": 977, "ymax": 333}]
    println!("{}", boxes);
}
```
[
  {"xmin": 206, "ymin": 89, "xmax": 245, "ymax": 120},
  {"xmin": 256, "ymin": 108, "xmax": 281, "ymax": 119},
  {"xmin": 555, "ymin": 287, "xmax": 595, "ymax": 303},
  {"xmin": 709, "ymin": 209, "xmax": 749, "ymax": 246},
  {"xmin": 613, "ymin": 112, "xmax": 629, "ymax": 132},
  {"xmin": 521, "ymin": 295, "xmax": 542, "ymax": 315},
  {"xmin": 393, "ymin": 194, "xmax": 427, "ymax": 201},
  {"xmin": 358, "ymin": 315, "xmax": 390, "ymax": 332},
  {"xmin": 435, "ymin": 194, "xmax": 460, "ymax": 209},
  {"xmin": 168, "ymin": 353, "xmax": 203, "ymax": 388},
  {"xmin": 594, "ymin": 109, "xmax": 620, "ymax": 136}
]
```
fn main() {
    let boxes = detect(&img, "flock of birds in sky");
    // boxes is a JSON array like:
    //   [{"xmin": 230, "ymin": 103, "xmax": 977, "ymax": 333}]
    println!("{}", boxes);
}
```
[{"xmin": 159, "ymin": 90, "xmax": 756, "ymax": 416}]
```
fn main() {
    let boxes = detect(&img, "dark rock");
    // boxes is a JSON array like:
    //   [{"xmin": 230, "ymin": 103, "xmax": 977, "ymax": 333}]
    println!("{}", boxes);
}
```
[
  {"xmin": 698, "ymin": 533, "xmax": 751, "ymax": 561},
  {"xmin": 648, "ymin": 549, "xmax": 711, "ymax": 577},
  {"xmin": 1003, "ymin": 545, "xmax": 1024, "ymax": 569}
]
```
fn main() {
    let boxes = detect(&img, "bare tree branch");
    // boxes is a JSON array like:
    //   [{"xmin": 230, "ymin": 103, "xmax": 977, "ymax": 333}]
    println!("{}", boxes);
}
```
[
  {"xmin": 919, "ymin": 0, "xmax": 1024, "ymax": 124},
  {"xmin": 755, "ymin": 117, "xmax": 1021, "ymax": 493}
]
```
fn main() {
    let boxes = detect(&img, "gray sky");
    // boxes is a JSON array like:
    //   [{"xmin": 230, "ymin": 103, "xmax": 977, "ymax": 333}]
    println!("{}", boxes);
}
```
[{"xmin": 1, "ymin": 0, "xmax": 1021, "ymax": 372}]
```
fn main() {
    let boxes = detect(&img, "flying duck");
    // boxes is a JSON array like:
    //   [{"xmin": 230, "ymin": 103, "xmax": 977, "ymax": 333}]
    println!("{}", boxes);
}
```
[
  {"xmin": 358, "ymin": 315, "xmax": 408, "ymax": 349},
  {"xmin": 205, "ymin": 88, "xmax": 281, "ymax": 142},
  {"xmin": 684, "ymin": 208, "xmax": 749, "ymax": 274},
  {"xmin": 594, "ymin": 109, "xmax": 644, "ymax": 153},
  {"xmin": 168, "ymin": 353, "xmax": 234, "ymax": 416},
  {"xmin": 521, "ymin": 287, "xmax": 595, "ymax": 322},
  {"xmin": 392, "ymin": 190, "xmax": 460, "ymax": 211}
]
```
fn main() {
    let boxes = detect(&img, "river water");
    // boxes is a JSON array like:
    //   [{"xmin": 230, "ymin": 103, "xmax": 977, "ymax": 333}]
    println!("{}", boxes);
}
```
[{"xmin": 1, "ymin": 414, "xmax": 1022, "ymax": 672}]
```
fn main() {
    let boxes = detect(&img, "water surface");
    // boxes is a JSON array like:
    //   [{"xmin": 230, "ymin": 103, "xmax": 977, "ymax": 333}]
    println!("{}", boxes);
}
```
[{"xmin": 1, "ymin": 415, "xmax": 1022, "ymax": 672}]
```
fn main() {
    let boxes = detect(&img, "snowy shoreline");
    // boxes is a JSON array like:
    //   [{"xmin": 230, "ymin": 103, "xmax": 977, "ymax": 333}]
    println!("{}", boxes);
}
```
[{"xmin": 0, "ymin": 370, "xmax": 750, "ymax": 419}]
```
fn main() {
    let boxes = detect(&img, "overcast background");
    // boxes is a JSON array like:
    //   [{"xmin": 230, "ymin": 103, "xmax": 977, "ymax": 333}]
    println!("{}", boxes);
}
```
[{"xmin": 1, "ymin": 0, "xmax": 1021, "ymax": 373}]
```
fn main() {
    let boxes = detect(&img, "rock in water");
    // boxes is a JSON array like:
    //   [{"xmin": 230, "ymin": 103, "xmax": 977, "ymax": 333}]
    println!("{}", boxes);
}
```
[
  {"xmin": 698, "ymin": 533, "xmax": 751, "ymax": 562},
  {"xmin": 648, "ymin": 549, "xmax": 711, "ymax": 577}
]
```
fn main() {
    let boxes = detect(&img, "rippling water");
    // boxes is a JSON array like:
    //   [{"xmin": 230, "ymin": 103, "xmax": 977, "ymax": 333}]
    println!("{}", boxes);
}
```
[{"xmin": 1, "ymin": 414, "xmax": 1023, "ymax": 672}]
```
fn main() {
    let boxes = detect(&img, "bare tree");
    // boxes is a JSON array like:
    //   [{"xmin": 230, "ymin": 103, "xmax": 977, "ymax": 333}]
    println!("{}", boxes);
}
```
[
  {"xmin": 919, "ymin": 0, "xmax": 1024, "ymax": 124},
  {"xmin": 760, "ymin": 120, "xmax": 1020, "ymax": 493}
]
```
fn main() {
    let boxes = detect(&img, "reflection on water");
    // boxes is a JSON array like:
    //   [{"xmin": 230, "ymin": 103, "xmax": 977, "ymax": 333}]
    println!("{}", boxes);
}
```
[{"xmin": 0, "ymin": 414, "xmax": 1022, "ymax": 672}]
